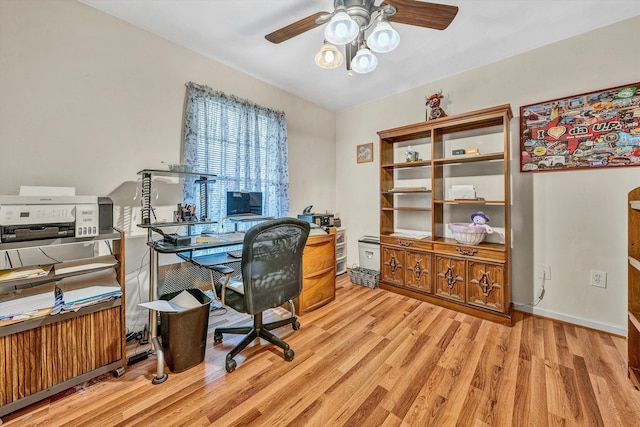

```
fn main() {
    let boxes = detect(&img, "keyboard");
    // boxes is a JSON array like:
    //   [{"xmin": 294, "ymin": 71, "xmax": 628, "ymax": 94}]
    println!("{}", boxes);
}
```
[{"xmin": 227, "ymin": 250, "xmax": 242, "ymax": 258}]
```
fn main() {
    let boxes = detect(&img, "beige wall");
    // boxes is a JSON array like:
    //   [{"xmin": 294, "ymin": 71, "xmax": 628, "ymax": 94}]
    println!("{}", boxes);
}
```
[
  {"xmin": 336, "ymin": 16, "xmax": 640, "ymax": 334},
  {"xmin": 0, "ymin": 0, "xmax": 336, "ymax": 327},
  {"xmin": 0, "ymin": 0, "xmax": 336, "ymax": 216}
]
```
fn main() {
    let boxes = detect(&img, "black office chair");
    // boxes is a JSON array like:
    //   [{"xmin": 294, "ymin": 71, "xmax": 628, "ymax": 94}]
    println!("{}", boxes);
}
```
[{"xmin": 208, "ymin": 217, "xmax": 310, "ymax": 372}]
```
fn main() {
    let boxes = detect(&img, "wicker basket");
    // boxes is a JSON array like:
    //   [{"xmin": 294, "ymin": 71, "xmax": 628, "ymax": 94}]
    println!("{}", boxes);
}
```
[
  {"xmin": 349, "ymin": 266, "xmax": 380, "ymax": 288},
  {"xmin": 447, "ymin": 223, "xmax": 486, "ymax": 245}
]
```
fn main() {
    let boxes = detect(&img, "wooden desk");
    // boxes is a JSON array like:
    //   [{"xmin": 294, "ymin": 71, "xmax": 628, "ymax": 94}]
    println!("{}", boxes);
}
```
[{"xmin": 294, "ymin": 229, "xmax": 336, "ymax": 316}]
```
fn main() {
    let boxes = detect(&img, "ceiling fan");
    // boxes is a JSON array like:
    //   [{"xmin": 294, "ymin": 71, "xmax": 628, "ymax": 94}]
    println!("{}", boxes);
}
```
[{"xmin": 265, "ymin": 0, "xmax": 459, "ymax": 74}]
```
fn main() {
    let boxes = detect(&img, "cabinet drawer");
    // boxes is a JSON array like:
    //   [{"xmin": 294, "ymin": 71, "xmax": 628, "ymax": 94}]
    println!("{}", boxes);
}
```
[
  {"xmin": 433, "ymin": 243, "xmax": 505, "ymax": 262},
  {"xmin": 304, "ymin": 235, "xmax": 335, "ymax": 275},
  {"xmin": 301, "ymin": 267, "xmax": 335, "ymax": 311},
  {"xmin": 467, "ymin": 260, "xmax": 506, "ymax": 313},
  {"xmin": 381, "ymin": 236, "xmax": 432, "ymax": 251},
  {"xmin": 434, "ymin": 255, "xmax": 465, "ymax": 302}
]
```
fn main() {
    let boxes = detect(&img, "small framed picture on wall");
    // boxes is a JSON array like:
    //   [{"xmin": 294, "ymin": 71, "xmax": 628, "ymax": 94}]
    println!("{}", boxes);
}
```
[{"xmin": 357, "ymin": 143, "xmax": 373, "ymax": 163}]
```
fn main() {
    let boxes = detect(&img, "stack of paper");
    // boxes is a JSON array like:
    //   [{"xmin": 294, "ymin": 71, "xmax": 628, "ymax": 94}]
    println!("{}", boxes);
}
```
[
  {"xmin": 139, "ymin": 289, "xmax": 204, "ymax": 312},
  {"xmin": 57, "ymin": 269, "xmax": 121, "ymax": 313},
  {"xmin": 53, "ymin": 255, "xmax": 117, "ymax": 275},
  {"xmin": 0, "ymin": 283, "xmax": 55, "ymax": 325},
  {"xmin": 0, "ymin": 268, "xmax": 122, "ymax": 324},
  {"xmin": 0, "ymin": 265, "xmax": 52, "ymax": 282}
]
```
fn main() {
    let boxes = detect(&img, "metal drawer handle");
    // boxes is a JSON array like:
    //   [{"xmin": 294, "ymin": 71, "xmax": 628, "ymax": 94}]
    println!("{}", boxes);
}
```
[
  {"xmin": 397, "ymin": 239, "xmax": 413, "ymax": 247},
  {"xmin": 455, "ymin": 246, "xmax": 477, "ymax": 256}
]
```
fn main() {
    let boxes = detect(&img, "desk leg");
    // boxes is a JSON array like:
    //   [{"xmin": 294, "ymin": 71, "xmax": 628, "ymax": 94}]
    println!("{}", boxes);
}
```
[{"xmin": 149, "ymin": 247, "xmax": 168, "ymax": 384}]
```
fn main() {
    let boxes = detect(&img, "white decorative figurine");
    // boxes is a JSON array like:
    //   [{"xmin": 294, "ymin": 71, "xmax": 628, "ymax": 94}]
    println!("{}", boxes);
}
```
[{"xmin": 469, "ymin": 211, "xmax": 493, "ymax": 233}]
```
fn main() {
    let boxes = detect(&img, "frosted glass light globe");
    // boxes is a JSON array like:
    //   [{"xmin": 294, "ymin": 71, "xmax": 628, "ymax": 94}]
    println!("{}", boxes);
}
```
[
  {"xmin": 367, "ymin": 20, "xmax": 400, "ymax": 53},
  {"xmin": 324, "ymin": 11, "xmax": 359, "ymax": 45},
  {"xmin": 351, "ymin": 47, "xmax": 377, "ymax": 74}
]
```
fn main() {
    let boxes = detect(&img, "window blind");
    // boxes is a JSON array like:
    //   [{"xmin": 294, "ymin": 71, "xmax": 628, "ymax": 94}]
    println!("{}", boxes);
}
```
[{"xmin": 182, "ymin": 83, "xmax": 290, "ymax": 230}]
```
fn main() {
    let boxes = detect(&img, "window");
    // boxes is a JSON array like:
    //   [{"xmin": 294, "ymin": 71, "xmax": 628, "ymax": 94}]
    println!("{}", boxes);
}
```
[{"xmin": 182, "ymin": 82, "xmax": 289, "ymax": 230}]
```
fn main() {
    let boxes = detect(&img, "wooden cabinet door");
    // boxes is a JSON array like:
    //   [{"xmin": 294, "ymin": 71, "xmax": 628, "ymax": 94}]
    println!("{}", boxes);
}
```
[
  {"xmin": 381, "ymin": 245, "xmax": 405, "ymax": 286},
  {"xmin": 467, "ymin": 260, "xmax": 505, "ymax": 313},
  {"xmin": 405, "ymin": 250, "xmax": 431, "ymax": 293},
  {"xmin": 434, "ymin": 255, "xmax": 465, "ymax": 302}
]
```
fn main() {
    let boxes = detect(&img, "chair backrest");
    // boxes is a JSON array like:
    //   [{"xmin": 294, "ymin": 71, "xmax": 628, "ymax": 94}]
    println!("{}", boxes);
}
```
[{"xmin": 241, "ymin": 217, "xmax": 310, "ymax": 314}]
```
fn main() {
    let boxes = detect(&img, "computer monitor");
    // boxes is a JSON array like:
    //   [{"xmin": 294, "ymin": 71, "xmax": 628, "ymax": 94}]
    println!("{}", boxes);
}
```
[
  {"xmin": 226, "ymin": 191, "xmax": 262, "ymax": 216},
  {"xmin": 248, "ymin": 192, "xmax": 262, "ymax": 215}
]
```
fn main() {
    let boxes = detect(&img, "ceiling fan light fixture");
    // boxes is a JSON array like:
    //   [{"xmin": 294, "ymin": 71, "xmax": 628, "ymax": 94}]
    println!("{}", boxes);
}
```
[
  {"xmin": 367, "ymin": 20, "xmax": 400, "ymax": 53},
  {"xmin": 314, "ymin": 41, "xmax": 344, "ymax": 69},
  {"xmin": 324, "ymin": 10, "xmax": 359, "ymax": 45},
  {"xmin": 351, "ymin": 47, "xmax": 378, "ymax": 74}
]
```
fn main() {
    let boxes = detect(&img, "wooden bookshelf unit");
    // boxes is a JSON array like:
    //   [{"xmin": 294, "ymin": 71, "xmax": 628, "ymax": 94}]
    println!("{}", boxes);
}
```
[
  {"xmin": 628, "ymin": 186, "xmax": 640, "ymax": 389},
  {"xmin": 377, "ymin": 104, "xmax": 513, "ymax": 325}
]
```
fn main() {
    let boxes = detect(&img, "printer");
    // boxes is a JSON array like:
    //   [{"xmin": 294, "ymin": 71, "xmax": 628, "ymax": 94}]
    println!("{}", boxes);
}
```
[
  {"xmin": 297, "ymin": 205, "xmax": 334, "ymax": 228},
  {"xmin": 0, "ymin": 195, "xmax": 113, "ymax": 243}
]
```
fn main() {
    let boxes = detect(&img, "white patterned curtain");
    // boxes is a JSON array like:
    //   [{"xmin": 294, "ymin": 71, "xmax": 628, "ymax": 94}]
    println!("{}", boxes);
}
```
[{"xmin": 182, "ymin": 82, "xmax": 290, "ymax": 228}]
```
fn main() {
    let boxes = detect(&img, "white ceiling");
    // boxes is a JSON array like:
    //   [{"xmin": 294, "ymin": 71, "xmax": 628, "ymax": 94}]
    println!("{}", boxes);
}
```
[{"xmin": 79, "ymin": 0, "xmax": 640, "ymax": 112}]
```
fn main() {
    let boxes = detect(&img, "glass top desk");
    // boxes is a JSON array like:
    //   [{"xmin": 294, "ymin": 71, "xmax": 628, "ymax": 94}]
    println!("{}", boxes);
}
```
[{"xmin": 145, "ymin": 231, "xmax": 245, "ymax": 384}]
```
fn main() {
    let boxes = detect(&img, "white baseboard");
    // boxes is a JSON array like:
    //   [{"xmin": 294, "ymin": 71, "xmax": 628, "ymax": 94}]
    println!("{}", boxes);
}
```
[{"xmin": 513, "ymin": 303, "xmax": 627, "ymax": 336}]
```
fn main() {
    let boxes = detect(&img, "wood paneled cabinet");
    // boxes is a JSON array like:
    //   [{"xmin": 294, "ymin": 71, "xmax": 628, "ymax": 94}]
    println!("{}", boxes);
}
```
[
  {"xmin": 405, "ymin": 250, "xmax": 431, "ymax": 292},
  {"xmin": 434, "ymin": 254, "xmax": 465, "ymax": 302},
  {"xmin": 628, "ymin": 187, "xmax": 640, "ymax": 390},
  {"xmin": 432, "ymin": 254, "xmax": 505, "ymax": 311},
  {"xmin": 381, "ymin": 245, "xmax": 404, "ymax": 286},
  {"xmin": 294, "ymin": 230, "xmax": 336, "ymax": 316},
  {"xmin": 0, "ymin": 231, "xmax": 125, "ymax": 417},
  {"xmin": 467, "ymin": 259, "xmax": 505, "ymax": 312},
  {"xmin": 381, "ymin": 240, "xmax": 432, "ymax": 293},
  {"xmin": 377, "ymin": 104, "xmax": 513, "ymax": 325}
]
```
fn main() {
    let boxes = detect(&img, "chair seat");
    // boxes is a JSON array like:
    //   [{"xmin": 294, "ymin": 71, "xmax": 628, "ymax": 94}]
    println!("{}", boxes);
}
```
[{"xmin": 220, "ymin": 277, "xmax": 244, "ymax": 295}]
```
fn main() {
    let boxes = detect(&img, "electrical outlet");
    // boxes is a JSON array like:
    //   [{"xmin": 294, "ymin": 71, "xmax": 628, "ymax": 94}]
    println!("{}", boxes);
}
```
[
  {"xmin": 537, "ymin": 264, "xmax": 551, "ymax": 280},
  {"xmin": 590, "ymin": 270, "xmax": 607, "ymax": 288}
]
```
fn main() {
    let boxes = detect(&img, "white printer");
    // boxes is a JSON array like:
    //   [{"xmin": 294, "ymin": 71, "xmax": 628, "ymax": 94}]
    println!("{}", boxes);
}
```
[{"xmin": 0, "ymin": 195, "xmax": 108, "ymax": 243}]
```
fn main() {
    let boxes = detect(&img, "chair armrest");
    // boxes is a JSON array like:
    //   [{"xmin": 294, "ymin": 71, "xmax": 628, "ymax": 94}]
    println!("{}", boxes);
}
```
[
  {"xmin": 208, "ymin": 264, "xmax": 235, "ymax": 275},
  {"xmin": 206, "ymin": 264, "xmax": 235, "ymax": 306}
]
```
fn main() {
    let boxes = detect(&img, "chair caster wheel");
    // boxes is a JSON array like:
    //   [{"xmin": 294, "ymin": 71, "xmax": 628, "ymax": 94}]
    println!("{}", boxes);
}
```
[
  {"xmin": 214, "ymin": 332, "xmax": 223, "ymax": 343},
  {"xmin": 152, "ymin": 373, "xmax": 168, "ymax": 384},
  {"xmin": 225, "ymin": 359, "xmax": 237, "ymax": 373},
  {"xmin": 292, "ymin": 320, "xmax": 300, "ymax": 330},
  {"xmin": 284, "ymin": 348, "xmax": 294, "ymax": 362},
  {"xmin": 112, "ymin": 367, "xmax": 125, "ymax": 378}
]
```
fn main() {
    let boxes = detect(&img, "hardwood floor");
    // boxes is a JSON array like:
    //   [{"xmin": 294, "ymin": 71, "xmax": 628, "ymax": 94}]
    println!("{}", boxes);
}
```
[{"xmin": 3, "ymin": 274, "xmax": 640, "ymax": 426}]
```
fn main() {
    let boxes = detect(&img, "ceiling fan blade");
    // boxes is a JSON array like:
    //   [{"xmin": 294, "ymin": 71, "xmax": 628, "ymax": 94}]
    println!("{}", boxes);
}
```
[
  {"xmin": 265, "ymin": 12, "xmax": 329, "ymax": 44},
  {"xmin": 383, "ymin": 0, "xmax": 459, "ymax": 30}
]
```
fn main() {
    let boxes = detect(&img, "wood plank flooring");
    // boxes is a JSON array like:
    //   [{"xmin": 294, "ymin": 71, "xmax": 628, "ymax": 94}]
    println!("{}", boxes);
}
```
[{"xmin": 3, "ymin": 274, "xmax": 640, "ymax": 426}]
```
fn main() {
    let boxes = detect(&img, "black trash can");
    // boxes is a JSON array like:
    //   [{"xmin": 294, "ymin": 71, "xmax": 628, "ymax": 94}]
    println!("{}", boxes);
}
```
[{"xmin": 159, "ymin": 289, "xmax": 212, "ymax": 372}]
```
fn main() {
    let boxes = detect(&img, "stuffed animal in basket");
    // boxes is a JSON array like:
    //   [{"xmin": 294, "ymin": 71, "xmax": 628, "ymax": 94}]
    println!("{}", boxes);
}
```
[{"xmin": 469, "ymin": 211, "xmax": 493, "ymax": 233}]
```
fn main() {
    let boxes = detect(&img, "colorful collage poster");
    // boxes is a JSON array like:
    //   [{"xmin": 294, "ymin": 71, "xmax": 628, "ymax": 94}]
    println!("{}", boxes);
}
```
[{"xmin": 520, "ymin": 82, "xmax": 640, "ymax": 172}]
